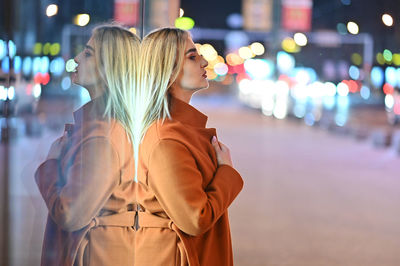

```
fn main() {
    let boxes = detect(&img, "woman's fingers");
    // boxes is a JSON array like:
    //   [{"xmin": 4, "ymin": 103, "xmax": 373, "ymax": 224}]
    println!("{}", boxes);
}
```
[
  {"xmin": 211, "ymin": 136, "xmax": 233, "ymax": 167},
  {"xmin": 218, "ymin": 141, "xmax": 230, "ymax": 152},
  {"xmin": 211, "ymin": 136, "xmax": 221, "ymax": 150}
]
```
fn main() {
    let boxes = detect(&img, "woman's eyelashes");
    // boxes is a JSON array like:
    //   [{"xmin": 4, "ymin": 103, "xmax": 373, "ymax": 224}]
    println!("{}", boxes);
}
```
[
  {"xmin": 188, "ymin": 52, "xmax": 201, "ymax": 61},
  {"xmin": 85, "ymin": 50, "xmax": 92, "ymax": 57}
]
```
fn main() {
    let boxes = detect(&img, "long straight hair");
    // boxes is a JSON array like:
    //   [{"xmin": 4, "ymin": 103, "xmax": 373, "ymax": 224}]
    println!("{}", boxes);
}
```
[
  {"xmin": 133, "ymin": 28, "xmax": 188, "ymax": 180},
  {"xmin": 91, "ymin": 24, "xmax": 140, "ymax": 146}
]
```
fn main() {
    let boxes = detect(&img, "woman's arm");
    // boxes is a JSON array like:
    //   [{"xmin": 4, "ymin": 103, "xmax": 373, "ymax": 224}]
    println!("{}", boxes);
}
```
[
  {"xmin": 147, "ymin": 139, "xmax": 243, "ymax": 236},
  {"xmin": 35, "ymin": 137, "xmax": 121, "ymax": 231}
]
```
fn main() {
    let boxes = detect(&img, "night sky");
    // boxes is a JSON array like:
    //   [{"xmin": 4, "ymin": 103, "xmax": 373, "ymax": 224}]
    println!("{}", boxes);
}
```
[{"xmin": 181, "ymin": 0, "xmax": 400, "ymax": 52}]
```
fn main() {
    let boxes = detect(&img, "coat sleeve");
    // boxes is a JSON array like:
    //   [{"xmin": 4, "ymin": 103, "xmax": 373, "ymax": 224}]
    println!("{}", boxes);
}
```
[
  {"xmin": 147, "ymin": 139, "xmax": 243, "ymax": 236},
  {"xmin": 34, "ymin": 137, "xmax": 121, "ymax": 231}
]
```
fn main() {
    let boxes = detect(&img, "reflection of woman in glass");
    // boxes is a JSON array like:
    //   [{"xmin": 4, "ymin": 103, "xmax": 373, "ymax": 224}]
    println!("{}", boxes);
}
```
[
  {"xmin": 134, "ymin": 28, "xmax": 243, "ymax": 266},
  {"xmin": 35, "ymin": 25, "xmax": 140, "ymax": 266}
]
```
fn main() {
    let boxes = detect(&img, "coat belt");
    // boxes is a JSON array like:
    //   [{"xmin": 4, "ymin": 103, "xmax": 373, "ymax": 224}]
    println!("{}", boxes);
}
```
[
  {"xmin": 91, "ymin": 211, "xmax": 137, "ymax": 227},
  {"xmin": 137, "ymin": 211, "xmax": 200, "ymax": 266}
]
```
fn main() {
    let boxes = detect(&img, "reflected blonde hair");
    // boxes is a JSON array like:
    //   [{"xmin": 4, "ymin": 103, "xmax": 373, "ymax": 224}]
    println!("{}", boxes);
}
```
[
  {"xmin": 133, "ymin": 28, "xmax": 188, "ymax": 180},
  {"xmin": 92, "ymin": 24, "xmax": 140, "ymax": 146}
]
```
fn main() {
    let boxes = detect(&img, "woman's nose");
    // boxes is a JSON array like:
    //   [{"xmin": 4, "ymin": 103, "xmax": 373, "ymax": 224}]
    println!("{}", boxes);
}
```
[{"xmin": 201, "ymin": 56, "xmax": 208, "ymax": 68}]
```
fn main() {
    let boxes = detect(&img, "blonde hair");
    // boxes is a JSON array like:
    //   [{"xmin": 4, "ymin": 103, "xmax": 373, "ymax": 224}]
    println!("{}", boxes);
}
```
[
  {"xmin": 91, "ymin": 24, "xmax": 140, "ymax": 146},
  {"xmin": 133, "ymin": 28, "xmax": 188, "ymax": 181}
]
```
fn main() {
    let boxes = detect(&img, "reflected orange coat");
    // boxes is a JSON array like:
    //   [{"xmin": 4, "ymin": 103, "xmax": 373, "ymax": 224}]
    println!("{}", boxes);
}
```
[
  {"xmin": 35, "ymin": 97, "xmax": 136, "ymax": 266},
  {"xmin": 135, "ymin": 96, "xmax": 243, "ymax": 266}
]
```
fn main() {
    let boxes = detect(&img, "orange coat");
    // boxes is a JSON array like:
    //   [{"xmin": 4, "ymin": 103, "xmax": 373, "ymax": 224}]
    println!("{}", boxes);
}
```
[
  {"xmin": 135, "ymin": 96, "xmax": 243, "ymax": 266},
  {"xmin": 35, "ymin": 97, "xmax": 136, "ymax": 266}
]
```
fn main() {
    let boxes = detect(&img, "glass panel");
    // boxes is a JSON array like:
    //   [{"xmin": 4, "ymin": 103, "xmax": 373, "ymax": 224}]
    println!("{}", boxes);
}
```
[{"xmin": 0, "ymin": 1, "xmax": 144, "ymax": 265}]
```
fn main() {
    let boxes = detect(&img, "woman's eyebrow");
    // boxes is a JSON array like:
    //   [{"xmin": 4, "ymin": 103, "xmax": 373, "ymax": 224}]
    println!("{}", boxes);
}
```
[
  {"xmin": 85, "ymin": 45, "xmax": 95, "ymax": 52},
  {"xmin": 185, "ymin": 48, "xmax": 197, "ymax": 54}
]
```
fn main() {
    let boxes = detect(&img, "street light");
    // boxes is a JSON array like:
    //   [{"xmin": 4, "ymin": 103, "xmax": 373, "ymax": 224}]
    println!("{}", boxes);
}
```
[
  {"xmin": 382, "ymin": 14, "xmax": 394, "ymax": 27},
  {"xmin": 46, "ymin": 4, "xmax": 58, "ymax": 17},
  {"xmin": 347, "ymin": 21, "xmax": 359, "ymax": 34}
]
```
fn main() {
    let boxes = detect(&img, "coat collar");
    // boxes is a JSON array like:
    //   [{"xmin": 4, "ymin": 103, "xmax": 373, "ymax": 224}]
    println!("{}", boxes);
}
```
[
  {"xmin": 169, "ymin": 96, "xmax": 208, "ymax": 128},
  {"xmin": 73, "ymin": 95, "xmax": 107, "ymax": 125}
]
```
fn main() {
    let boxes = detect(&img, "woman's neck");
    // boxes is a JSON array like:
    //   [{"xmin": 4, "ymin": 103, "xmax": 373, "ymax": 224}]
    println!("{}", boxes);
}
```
[
  {"xmin": 169, "ymin": 86, "xmax": 195, "ymax": 104},
  {"xmin": 87, "ymin": 84, "xmax": 106, "ymax": 100}
]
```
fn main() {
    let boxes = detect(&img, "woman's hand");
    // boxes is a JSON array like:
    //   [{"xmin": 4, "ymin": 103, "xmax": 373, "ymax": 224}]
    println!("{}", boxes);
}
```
[
  {"xmin": 211, "ymin": 136, "xmax": 233, "ymax": 167},
  {"xmin": 46, "ymin": 132, "xmax": 68, "ymax": 160}
]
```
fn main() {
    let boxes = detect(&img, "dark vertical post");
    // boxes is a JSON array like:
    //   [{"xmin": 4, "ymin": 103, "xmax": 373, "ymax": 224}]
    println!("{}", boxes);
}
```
[
  {"xmin": 0, "ymin": 0, "xmax": 13, "ymax": 264},
  {"xmin": 140, "ymin": 0, "xmax": 145, "ymax": 38}
]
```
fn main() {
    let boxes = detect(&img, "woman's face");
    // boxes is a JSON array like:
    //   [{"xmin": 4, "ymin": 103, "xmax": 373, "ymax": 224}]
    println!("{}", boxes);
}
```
[
  {"xmin": 71, "ymin": 36, "xmax": 102, "ymax": 89},
  {"xmin": 170, "ymin": 36, "xmax": 209, "ymax": 94}
]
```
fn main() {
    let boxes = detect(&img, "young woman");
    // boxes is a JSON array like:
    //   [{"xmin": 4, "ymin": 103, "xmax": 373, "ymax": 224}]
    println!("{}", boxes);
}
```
[
  {"xmin": 134, "ymin": 28, "xmax": 243, "ymax": 266},
  {"xmin": 34, "ymin": 24, "xmax": 140, "ymax": 266}
]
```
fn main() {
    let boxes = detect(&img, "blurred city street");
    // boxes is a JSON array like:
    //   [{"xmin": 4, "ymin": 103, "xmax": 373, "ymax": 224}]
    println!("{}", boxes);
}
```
[
  {"xmin": 193, "ymin": 94, "xmax": 400, "ymax": 266},
  {"xmin": 7, "ymin": 94, "xmax": 399, "ymax": 266}
]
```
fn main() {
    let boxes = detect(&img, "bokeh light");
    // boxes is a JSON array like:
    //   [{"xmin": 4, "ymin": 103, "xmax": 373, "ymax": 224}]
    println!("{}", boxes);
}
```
[
  {"xmin": 383, "ymin": 49, "xmax": 392, "ymax": 62},
  {"xmin": 175, "ymin": 17, "xmax": 195, "ymax": 30},
  {"xmin": 61, "ymin": 76, "xmax": 72, "ymax": 90},
  {"xmin": 382, "ymin": 14, "xmax": 394, "ymax": 27},
  {"xmin": 238, "ymin": 46, "xmax": 253, "ymax": 60},
  {"xmin": 347, "ymin": 21, "xmax": 359, "ymax": 34},
  {"xmin": 385, "ymin": 94, "xmax": 394, "ymax": 109},
  {"xmin": 351, "ymin": 53, "xmax": 362, "ymax": 65},
  {"xmin": 33, "ymin": 43, "xmax": 42, "ymax": 55},
  {"xmin": 205, "ymin": 69, "xmax": 217, "ymax": 80},
  {"xmin": 226, "ymin": 53, "xmax": 244, "ymax": 66},
  {"xmin": 250, "ymin": 42, "xmax": 265, "ymax": 56},
  {"xmin": 348, "ymin": 65, "xmax": 360, "ymax": 80},
  {"xmin": 385, "ymin": 67, "xmax": 397, "ymax": 86},
  {"xmin": 7, "ymin": 86, "xmax": 15, "ymax": 100},
  {"xmin": 376, "ymin": 53, "xmax": 385, "ymax": 65},
  {"xmin": 199, "ymin": 44, "xmax": 218, "ymax": 61},
  {"xmin": 50, "ymin": 57, "xmax": 65, "ymax": 76},
  {"xmin": 392, "ymin": 54, "xmax": 400, "ymax": 65},
  {"xmin": 1, "ymin": 57, "xmax": 10, "ymax": 73},
  {"xmin": 129, "ymin": 27, "xmax": 137, "ymax": 34},
  {"xmin": 74, "ymin": 14, "xmax": 90, "ymax": 27},
  {"xmin": 214, "ymin": 63, "xmax": 229, "ymax": 76},
  {"xmin": 33, "ymin": 84, "xmax": 42, "ymax": 98},
  {"xmin": 293, "ymin": 33, "xmax": 308, "ymax": 46},
  {"xmin": 360, "ymin": 86, "xmax": 370, "ymax": 100},
  {"xmin": 244, "ymin": 59, "xmax": 274, "ymax": 80},
  {"xmin": 43, "ymin": 42, "xmax": 51, "ymax": 55},
  {"xmin": 383, "ymin": 83, "xmax": 394, "ymax": 95},
  {"xmin": 66, "ymin": 58, "xmax": 78, "ymax": 72},
  {"xmin": 13, "ymin": 56, "xmax": 22, "ymax": 73},
  {"xmin": 22, "ymin": 57, "xmax": 32, "ymax": 75},
  {"xmin": 50, "ymin": 43, "xmax": 61, "ymax": 56},
  {"xmin": 46, "ymin": 4, "xmax": 58, "ymax": 17},
  {"xmin": 337, "ymin": 82, "xmax": 349, "ymax": 96},
  {"xmin": 8, "ymin": 40, "xmax": 16, "ymax": 58},
  {"xmin": 281, "ymin": 37, "xmax": 300, "ymax": 53},
  {"xmin": 40, "ymin": 56, "xmax": 50, "ymax": 73},
  {"xmin": 226, "ymin": 13, "xmax": 243, "ymax": 29},
  {"xmin": 336, "ymin": 23, "xmax": 347, "ymax": 35},
  {"xmin": 276, "ymin": 51, "xmax": 295, "ymax": 74},
  {"xmin": 370, "ymin": 66, "xmax": 384, "ymax": 88}
]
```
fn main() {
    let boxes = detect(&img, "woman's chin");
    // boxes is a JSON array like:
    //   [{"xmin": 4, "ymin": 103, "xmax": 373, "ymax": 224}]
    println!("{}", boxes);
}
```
[{"xmin": 70, "ymin": 73, "xmax": 78, "ymax": 85}]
